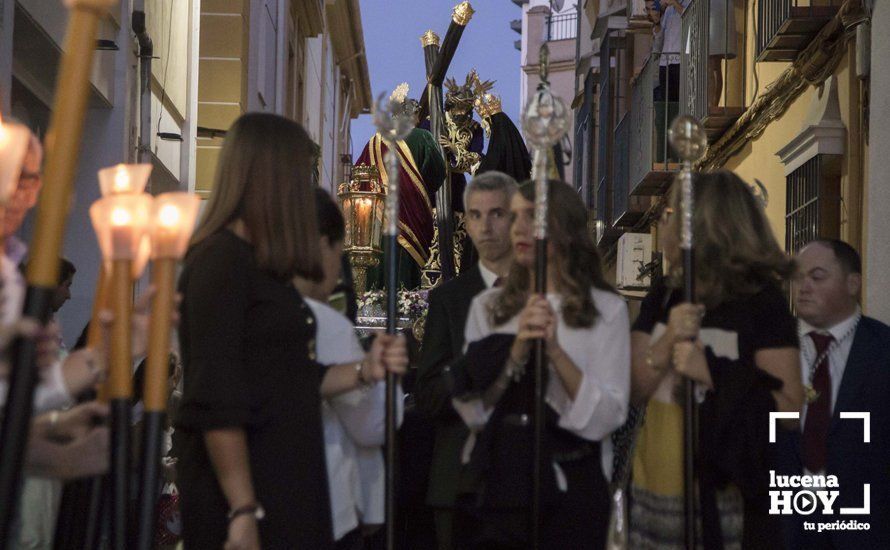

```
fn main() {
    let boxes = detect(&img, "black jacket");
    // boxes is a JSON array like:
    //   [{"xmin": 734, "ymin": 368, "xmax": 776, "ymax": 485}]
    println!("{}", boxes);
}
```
[
  {"xmin": 415, "ymin": 265, "xmax": 486, "ymax": 507},
  {"xmin": 777, "ymin": 316, "xmax": 890, "ymax": 550}
]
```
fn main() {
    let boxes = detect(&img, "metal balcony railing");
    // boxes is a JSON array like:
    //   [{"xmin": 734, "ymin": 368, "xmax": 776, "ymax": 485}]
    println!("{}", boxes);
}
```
[
  {"xmin": 757, "ymin": 0, "xmax": 840, "ymax": 62},
  {"xmin": 546, "ymin": 11, "xmax": 577, "ymax": 42},
  {"xmin": 629, "ymin": 52, "xmax": 681, "ymax": 196},
  {"xmin": 680, "ymin": 0, "xmax": 746, "ymax": 141},
  {"xmin": 612, "ymin": 114, "xmax": 631, "ymax": 225}
]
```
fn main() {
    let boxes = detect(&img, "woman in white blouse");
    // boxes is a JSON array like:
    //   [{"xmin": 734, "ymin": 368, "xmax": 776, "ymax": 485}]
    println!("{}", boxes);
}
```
[{"xmin": 451, "ymin": 180, "xmax": 630, "ymax": 549}]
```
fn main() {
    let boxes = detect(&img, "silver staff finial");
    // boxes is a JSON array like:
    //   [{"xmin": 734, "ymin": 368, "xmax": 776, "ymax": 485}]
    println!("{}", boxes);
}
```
[
  {"xmin": 668, "ymin": 115, "xmax": 708, "ymax": 164},
  {"xmin": 372, "ymin": 91, "xmax": 415, "ymax": 145},
  {"xmin": 521, "ymin": 46, "xmax": 570, "ymax": 240}
]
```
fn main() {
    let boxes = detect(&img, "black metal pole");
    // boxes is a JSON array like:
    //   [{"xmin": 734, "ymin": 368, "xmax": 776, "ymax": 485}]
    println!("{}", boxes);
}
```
[
  {"xmin": 532, "ymin": 236, "xmax": 547, "ymax": 550},
  {"xmin": 84, "ymin": 475, "xmax": 107, "ymax": 549},
  {"xmin": 384, "ymin": 231, "xmax": 398, "ymax": 550},
  {"xmin": 0, "ymin": 287, "xmax": 54, "ymax": 545},
  {"xmin": 109, "ymin": 398, "xmax": 130, "ymax": 550},
  {"xmin": 135, "ymin": 411, "xmax": 165, "ymax": 550},
  {"xmin": 683, "ymin": 248, "xmax": 697, "ymax": 550}
]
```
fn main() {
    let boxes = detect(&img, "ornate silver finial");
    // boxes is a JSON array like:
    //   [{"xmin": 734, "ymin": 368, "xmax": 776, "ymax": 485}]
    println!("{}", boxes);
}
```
[
  {"xmin": 373, "ymin": 91, "xmax": 415, "ymax": 144},
  {"xmin": 668, "ymin": 115, "xmax": 708, "ymax": 163},
  {"xmin": 372, "ymin": 91, "xmax": 414, "ymax": 238},
  {"xmin": 668, "ymin": 115, "xmax": 707, "ymax": 251},
  {"xmin": 521, "ymin": 44, "xmax": 570, "ymax": 240}
]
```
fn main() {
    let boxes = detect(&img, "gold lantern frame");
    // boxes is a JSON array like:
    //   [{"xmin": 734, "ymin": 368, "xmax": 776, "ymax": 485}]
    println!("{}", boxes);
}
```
[{"xmin": 338, "ymin": 164, "xmax": 385, "ymax": 293}]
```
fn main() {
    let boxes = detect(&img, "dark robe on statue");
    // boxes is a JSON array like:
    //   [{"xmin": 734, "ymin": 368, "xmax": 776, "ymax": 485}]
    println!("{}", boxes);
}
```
[
  {"xmin": 356, "ymin": 128, "xmax": 445, "ymax": 290},
  {"xmin": 476, "ymin": 112, "xmax": 532, "ymax": 183}
]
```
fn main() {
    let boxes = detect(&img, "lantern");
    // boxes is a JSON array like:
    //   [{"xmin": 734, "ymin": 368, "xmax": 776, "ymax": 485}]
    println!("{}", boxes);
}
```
[{"xmin": 338, "ymin": 164, "xmax": 385, "ymax": 292}]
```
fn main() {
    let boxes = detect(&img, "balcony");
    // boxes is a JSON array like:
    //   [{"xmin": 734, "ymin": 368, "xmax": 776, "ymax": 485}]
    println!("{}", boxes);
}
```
[
  {"xmin": 546, "ymin": 11, "xmax": 578, "ymax": 42},
  {"xmin": 757, "ymin": 0, "xmax": 840, "ymax": 62},
  {"xmin": 612, "ymin": 113, "xmax": 648, "ymax": 227},
  {"xmin": 595, "ymin": 31, "xmax": 625, "ymax": 246},
  {"xmin": 680, "ymin": 0, "xmax": 746, "ymax": 142},
  {"xmin": 629, "ymin": 52, "xmax": 680, "ymax": 196}
]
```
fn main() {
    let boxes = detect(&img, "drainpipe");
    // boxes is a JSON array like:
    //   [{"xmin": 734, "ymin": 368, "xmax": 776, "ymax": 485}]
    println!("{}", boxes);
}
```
[{"xmin": 132, "ymin": 6, "xmax": 153, "ymax": 177}]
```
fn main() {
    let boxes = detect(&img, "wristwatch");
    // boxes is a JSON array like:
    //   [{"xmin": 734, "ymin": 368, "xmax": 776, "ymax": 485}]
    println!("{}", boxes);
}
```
[{"xmin": 228, "ymin": 503, "xmax": 265, "ymax": 522}]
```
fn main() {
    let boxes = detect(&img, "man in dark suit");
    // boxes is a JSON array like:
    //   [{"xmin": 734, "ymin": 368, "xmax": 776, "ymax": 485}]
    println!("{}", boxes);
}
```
[
  {"xmin": 780, "ymin": 239, "xmax": 890, "ymax": 549},
  {"xmin": 415, "ymin": 171, "xmax": 518, "ymax": 550}
]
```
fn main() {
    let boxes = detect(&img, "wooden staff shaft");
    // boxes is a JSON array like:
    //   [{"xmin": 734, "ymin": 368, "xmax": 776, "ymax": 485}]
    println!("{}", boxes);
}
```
[
  {"xmin": 27, "ymin": 5, "xmax": 110, "ymax": 287},
  {"xmin": 108, "ymin": 259, "xmax": 133, "ymax": 550},
  {"xmin": 107, "ymin": 260, "xmax": 133, "ymax": 400},
  {"xmin": 88, "ymin": 265, "xmax": 110, "ymax": 401},
  {"xmin": 143, "ymin": 259, "xmax": 175, "ymax": 412}
]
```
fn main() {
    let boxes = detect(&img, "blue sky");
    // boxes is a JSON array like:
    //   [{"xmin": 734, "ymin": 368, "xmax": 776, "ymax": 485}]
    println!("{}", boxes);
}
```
[{"xmin": 350, "ymin": 0, "xmax": 523, "ymax": 158}]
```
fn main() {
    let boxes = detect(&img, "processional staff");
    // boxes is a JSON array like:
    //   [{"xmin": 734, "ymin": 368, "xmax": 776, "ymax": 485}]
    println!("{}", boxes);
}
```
[
  {"xmin": 371, "ymin": 89, "xmax": 415, "ymax": 550},
  {"xmin": 668, "ymin": 115, "xmax": 709, "ymax": 550},
  {"xmin": 0, "ymin": 0, "xmax": 118, "ymax": 543},
  {"xmin": 520, "ymin": 44, "xmax": 570, "ymax": 550}
]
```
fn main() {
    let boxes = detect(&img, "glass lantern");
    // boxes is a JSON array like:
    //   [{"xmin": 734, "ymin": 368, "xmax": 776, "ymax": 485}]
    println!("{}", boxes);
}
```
[{"xmin": 338, "ymin": 164, "xmax": 385, "ymax": 293}]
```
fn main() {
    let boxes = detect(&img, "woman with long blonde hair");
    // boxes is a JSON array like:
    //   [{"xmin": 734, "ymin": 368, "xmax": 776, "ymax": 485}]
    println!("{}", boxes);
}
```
[{"xmin": 628, "ymin": 170, "xmax": 803, "ymax": 549}]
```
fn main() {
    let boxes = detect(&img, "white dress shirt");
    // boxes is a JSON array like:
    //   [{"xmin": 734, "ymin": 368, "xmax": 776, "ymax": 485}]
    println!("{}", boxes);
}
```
[
  {"xmin": 0, "ymin": 237, "xmax": 72, "ymax": 413},
  {"xmin": 798, "ymin": 308, "xmax": 861, "ymax": 427},
  {"xmin": 305, "ymin": 298, "xmax": 404, "ymax": 539},
  {"xmin": 453, "ymin": 287, "xmax": 631, "ymax": 481},
  {"xmin": 477, "ymin": 261, "xmax": 499, "ymax": 289}
]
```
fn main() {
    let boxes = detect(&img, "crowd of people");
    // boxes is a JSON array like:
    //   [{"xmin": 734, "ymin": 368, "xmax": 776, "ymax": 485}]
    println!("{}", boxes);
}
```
[{"xmin": 0, "ymin": 110, "xmax": 887, "ymax": 550}]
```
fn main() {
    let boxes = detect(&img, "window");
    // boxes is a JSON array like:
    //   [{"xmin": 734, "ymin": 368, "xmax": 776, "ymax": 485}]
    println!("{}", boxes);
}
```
[{"xmin": 785, "ymin": 156, "xmax": 840, "ymax": 254}]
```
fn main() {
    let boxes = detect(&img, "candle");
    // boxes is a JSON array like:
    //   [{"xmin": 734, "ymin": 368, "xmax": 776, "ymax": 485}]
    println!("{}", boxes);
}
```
[
  {"xmin": 149, "ymin": 192, "xmax": 200, "ymax": 259},
  {"xmin": 0, "ymin": 116, "xmax": 31, "ymax": 203},
  {"xmin": 356, "ymin": 197, "xmax": 372, "ymax": 247},
  {"xmin": 98, "ymin": 163, "xmax": 152, "ymax": 196}
]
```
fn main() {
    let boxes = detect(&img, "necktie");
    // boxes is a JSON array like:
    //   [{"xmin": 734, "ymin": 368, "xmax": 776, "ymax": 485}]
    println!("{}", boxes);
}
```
[{"xmin": 802, "ymin": 332, "xmax": 834, "ymax": 473}]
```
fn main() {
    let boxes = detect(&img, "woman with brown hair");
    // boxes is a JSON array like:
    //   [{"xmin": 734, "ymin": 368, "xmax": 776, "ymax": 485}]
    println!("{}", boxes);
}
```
[
  {"xmin": 176, "ymin": 113, "xmax": 406, "ymax": 549},
  {"xmin": 452, "ymin": 180, "xmax": 630, "ymax": 549},
  {"xmin": 628, "ymin": 170, "xmax": 804, "ymax": 549}
]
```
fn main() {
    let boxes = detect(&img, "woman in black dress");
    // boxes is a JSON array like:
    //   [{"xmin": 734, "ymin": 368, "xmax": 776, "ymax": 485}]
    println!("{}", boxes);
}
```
[
  {"xmin": 176, "ymin": 113, "xmax": 406, "ymax": 549},
  {"xmin": 628, "ymin": 171, "xmax": 804, "ymax": 549},
  {"xmin": 452, "ymin": 181, "xmax": 631, "ymax": 549}
]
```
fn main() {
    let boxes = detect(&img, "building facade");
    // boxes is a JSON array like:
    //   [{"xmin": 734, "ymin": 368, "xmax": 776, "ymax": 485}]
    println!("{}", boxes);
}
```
[
  {"xmin": 0, "ymin": 0, "xmax": 371, "ymax": 345},
  {"xmin": 514, "ymin": 0, "xmax": 578, "ymax": 183},
  {"xmin": 573, "ymin": 0, "xmax": 887, "ymax": 321}
]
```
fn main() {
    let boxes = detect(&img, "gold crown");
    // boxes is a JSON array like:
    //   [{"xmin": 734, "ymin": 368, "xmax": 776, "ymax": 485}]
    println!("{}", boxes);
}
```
[
  {"xmin": 474, "ymin": 93, "xmax": 502, "ymax": 118},
  {"xmin": 452, "ymin": 2, "xmax": 474, "ymax": 26},
  {"xmin": 420, "ymin": 30, "xmax": 440, "ymax": 47}
]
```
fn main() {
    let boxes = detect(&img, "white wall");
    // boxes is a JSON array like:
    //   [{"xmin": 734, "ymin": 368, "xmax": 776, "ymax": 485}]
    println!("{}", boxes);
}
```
[
  {"xmin": 16, "ymin": 0, "xmax": 137, "ymax": 347},
  {"xmin": 866, "ymin": 3, "xmax": 890, "ymax": 323}
]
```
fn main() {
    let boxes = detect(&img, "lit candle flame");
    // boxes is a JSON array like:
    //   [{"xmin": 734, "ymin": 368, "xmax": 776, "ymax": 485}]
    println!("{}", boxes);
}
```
[
  {"xmin": 111, "ymin": 207, "xmax": 132, "ymax": 226},
  {"xmin": 158, "ymin": 204, "xmax": 181, "ymax": 228},
  {"xmin": 113, "ymin": 165, "xmax": 131, "ymax": 193}
]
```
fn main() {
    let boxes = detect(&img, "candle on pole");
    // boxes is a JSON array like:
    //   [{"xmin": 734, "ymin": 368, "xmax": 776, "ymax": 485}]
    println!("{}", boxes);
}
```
[
  {"xmin": 92, "ymin": 163, "xmax": 153, "ymax": 400},
  {"xmin": 90, "ymin": 192, "xmax": 153, "ymax": 550},
  {"xmin": 0, "ymin": 0, "xmax": 119, "ymax": 542},
  {"xmin": 371, "ymin": 89, "xmax": 414, "ymax": 550},
  {"xmin": 135, "ymin": 192, "xmax": 199, "ymax": 550},
  {"xmin": 520, "ymin": 43, "xmax": 570, "ymax": 550}
]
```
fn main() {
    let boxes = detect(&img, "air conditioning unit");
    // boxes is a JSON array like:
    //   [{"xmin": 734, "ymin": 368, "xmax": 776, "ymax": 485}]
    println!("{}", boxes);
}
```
[{"xmin": 616, "ymin": 232, "xmax": 652, "ymax": 289}]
